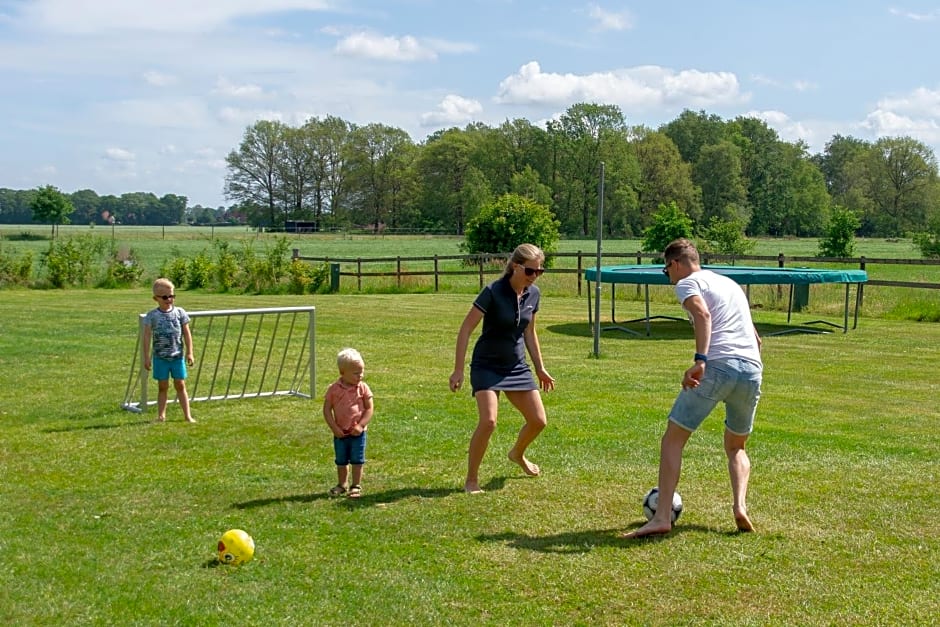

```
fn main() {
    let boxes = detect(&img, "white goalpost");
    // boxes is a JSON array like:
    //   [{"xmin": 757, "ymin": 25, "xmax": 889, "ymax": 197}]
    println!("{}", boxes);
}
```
[{"xmin": 121, "ymin": 306, "xmax": 316, "ymax": 413}]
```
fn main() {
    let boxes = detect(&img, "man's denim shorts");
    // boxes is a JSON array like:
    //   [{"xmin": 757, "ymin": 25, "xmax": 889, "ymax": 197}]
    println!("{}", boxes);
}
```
[{"xmin": 668, "ymin": 358, "xmax": 762, "ymax": 435}]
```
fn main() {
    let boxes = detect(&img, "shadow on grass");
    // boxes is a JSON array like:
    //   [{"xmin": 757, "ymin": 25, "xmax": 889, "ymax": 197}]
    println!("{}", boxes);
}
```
[
  {"xmin": 477, "ymin": 523, "xmax": 734, "ymax": 553},
  {"xmin": 548, "ymin": 320, "xmax": 828, "ymax": 340},
  {"xmin": 233, "ymin": 484, "xmax": 465, "ymax": 510},
  {"xmin": 42, "ymin": 418, "xmax": 154, "ymax": 433}
]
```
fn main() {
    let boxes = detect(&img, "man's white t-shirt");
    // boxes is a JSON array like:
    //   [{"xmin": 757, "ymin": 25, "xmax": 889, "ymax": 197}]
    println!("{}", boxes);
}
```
[{"xmin": 675, "ymin": 269, "xmax": 762, "ymax": 367}]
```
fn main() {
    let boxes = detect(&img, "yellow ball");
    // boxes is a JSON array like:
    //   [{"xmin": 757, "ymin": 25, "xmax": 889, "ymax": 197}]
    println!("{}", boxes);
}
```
[{"xmin": 217, "ymin": 529, "xmax": 255, "ymax": 565}]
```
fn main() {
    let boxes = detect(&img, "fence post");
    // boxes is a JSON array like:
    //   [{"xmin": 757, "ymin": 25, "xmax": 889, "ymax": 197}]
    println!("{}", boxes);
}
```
[
  {"xmin": 858, "ymin": 256, "xmax": 866, "ymax": 308},
  {"xmin": 357, "ymin": 258, "xmax": 362, "ymax": 291},
  {"xmin": 292, "ymin": 248, "xmax": 299, "ymax": 260},
  {"xmin": 434, "ymin": 255, "xmax": 439, "ymax": 292},
  {"xmin": 636, "ymin": 252, "xmax": 643, "ymax": 297},
  {"xmin": 777, "ymin": 253, "xmax": 785, "ymax": 300},
  {"xmin": 576, "ymin": 251, "xmax": 582, "ymax": 297},
  {"xmin": 479, "ymin": 256, "xmax": 485, "ymax": 290},
  {"xmin": 397, "ymin": 256, "xmax": 402, "ymax": 289}
]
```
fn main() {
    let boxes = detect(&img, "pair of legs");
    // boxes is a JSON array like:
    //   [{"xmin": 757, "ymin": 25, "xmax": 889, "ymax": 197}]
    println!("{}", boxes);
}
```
[
  {"xmin": 156, "ymin": 378, "xmax": 194, "ymax": 423},
  {"xmin": 465, "ymin": 389, "xmax": 547, "ymax": 494},
  {"xmin": 622, "ymin": 422, "xmax": 753, "ymax": 538},
  {"xmin": 333, "ymin": 463, "xmax": 364, "ymax": 496}
]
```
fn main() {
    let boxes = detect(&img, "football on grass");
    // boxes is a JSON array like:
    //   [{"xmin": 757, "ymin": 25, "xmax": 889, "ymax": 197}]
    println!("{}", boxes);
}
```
[
  {"xmin": 218, "ymin": 529, "xmax": 255, "ymax": 565},
  {"xmin": 642, "ymin": 487, "xmax": 683, "ymax": 523}
]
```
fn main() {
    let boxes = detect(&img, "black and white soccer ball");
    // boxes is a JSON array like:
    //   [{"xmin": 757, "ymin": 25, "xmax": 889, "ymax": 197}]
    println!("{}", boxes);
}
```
[{"xmin": 642, "ymin": 487, "xmax": 683, "ymax": 523}]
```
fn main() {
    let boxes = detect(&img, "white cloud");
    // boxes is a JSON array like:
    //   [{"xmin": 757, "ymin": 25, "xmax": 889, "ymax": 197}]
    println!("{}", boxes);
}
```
[
  {"xmin": 104, "ymin": 147, "xmax": 135, "ymax": 162},
  {"xmin": 420, "ymin": 94, "xmax": 483, "ymax": 126},
  {"xmin": 214, "ymin": 77, "xmax": 267, "ymax": 99},
  {"xmin": 889, "ymin": 7, "xmax": 940, "ymax": 21},
  {"xmin": 143, "ymin": 70, "xmax": 177, "ymax": 87},
  {"xmin": 99, "ymin": 99, "xmax": 213, "ymax": 130},
  {"xmin": 751, "ymin": 74, "xmax": 816, "ymax": 92},
  {"xmin": 496, "ymin": 61, "xmax": 746, "ymax": 110},
  {"xmin": 16, "ymin": 0, "xmax": 334, "ymax": 34},
  {"xmin": 587, "ymin": 4, "xmax": 634, "ymax": 31},
  {"xmin": 334, "ymin": 32, "xmax": 437, "ymax": 61}
]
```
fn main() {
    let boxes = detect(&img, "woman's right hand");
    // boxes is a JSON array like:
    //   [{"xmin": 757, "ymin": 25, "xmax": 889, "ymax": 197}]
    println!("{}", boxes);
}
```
[{"xmin": 449, "ymin": 371, "xmax": 463, "ymax": 392}]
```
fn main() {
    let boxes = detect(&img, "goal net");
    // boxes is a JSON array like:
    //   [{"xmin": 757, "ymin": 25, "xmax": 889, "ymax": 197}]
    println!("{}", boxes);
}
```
[{"xmin": 121, "ymin": 306, "xmax": 316, "ymax": 413}]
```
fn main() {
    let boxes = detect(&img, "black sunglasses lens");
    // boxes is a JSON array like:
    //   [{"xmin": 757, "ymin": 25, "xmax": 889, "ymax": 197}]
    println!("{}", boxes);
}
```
[
  {"xmin": 161, "ymin": 295, "xmax": 175, "ymax": 300},
  {"xmin": 524, "ymin": 267, "xmax": 544, "ymax": 276}
]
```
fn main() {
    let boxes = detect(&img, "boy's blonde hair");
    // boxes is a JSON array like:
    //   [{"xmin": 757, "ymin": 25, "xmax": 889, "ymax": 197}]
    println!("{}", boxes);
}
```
[
  {"xmin": 152, "ymin": 277, "xmax": 175, "ymax": 295},
  {"xmin": 337, "ymin": 347, "xmax": 363, "ymax": 370}
]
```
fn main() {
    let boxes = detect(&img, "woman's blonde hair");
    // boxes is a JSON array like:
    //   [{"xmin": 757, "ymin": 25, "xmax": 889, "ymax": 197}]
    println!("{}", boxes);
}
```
[{"xmin": 502, "ymin": 243, "xmax": 545, "ymax": 277}]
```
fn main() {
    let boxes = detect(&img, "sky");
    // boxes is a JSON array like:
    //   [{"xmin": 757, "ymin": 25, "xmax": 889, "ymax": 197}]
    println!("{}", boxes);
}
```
[{"xmin": 1, "ymin": 0, "xmax": 939, "ymax": 209}]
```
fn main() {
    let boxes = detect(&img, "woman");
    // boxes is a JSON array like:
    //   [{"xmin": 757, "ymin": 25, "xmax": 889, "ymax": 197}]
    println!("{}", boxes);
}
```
[{"xmin": 449, "ymin": 243, "xmax": 555, "ymax": 494}]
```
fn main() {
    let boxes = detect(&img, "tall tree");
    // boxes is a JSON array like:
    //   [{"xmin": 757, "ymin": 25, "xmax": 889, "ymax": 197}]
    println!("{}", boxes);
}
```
[
  {"xmin": 346, "ymin": 123, "xmax": 415, "ymax": 230},
  {"xmin": 660, "ymin": 109, "xmax": 730, "ymax": 163},
  {"xmin": 694, "ymin": 140, "xmax": 749, "ymax": 226},
  {"xmin": 861, "ymin": 136, "xmax": 939, "ymax": 236},
  {"xmin": 631, "ymin": 128, "xmax": 700, "ymax": 231},
  {"xmin": 30, "ymin": 185, "xmax": 73, "ymax": 237},
  {"xmin": 225, "ymin": 119, "xmax": 289, "ymax": 228}
]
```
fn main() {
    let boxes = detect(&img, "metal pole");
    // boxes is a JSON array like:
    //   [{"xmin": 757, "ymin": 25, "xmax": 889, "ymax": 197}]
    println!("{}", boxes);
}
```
[{"xmin": 593, "ymin": 162, "xmax": 605, "ymax": 357}]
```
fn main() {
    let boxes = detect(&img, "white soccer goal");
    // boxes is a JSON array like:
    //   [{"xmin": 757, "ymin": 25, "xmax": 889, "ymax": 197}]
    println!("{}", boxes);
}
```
[{"xmin": 121, "ymin": 306, "xmax": 316, "ymax": 413}]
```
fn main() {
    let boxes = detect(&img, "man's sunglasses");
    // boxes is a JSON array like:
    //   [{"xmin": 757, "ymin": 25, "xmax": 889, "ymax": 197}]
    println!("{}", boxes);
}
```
[
  {"xmin": 522, "ymin": 266, "xmax": 545, "ymax": 277},
  {"xmin": 662, "ymin": 260, "xmax": 673, "ymax": 276},
  {"xmin": 159, "ymin": 294, "xmax": 176, "ymax": 300}
]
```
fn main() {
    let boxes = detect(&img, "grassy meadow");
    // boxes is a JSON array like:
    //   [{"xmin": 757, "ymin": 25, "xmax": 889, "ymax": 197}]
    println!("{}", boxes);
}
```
[{"xmin": 1, "ymin": 284, "xmax": 938, "ymax": 624}]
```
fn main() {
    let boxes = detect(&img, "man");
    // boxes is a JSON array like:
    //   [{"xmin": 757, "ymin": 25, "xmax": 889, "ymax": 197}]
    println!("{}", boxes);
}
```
[{"xmin": 623, "ymin": 238, "xmax": 763, "ymax": 538}]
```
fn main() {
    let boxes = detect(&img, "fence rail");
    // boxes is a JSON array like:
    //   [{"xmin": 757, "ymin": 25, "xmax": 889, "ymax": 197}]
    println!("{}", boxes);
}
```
[{"xmin": 293, "ymin": 249, "xmax": 940, "ymax": 295}]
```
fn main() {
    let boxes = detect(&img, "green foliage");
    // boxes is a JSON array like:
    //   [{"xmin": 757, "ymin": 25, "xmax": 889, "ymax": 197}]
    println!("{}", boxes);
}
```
[
  {"xmin": 29, "ymin": 184, "xmax": 73, "ymax": 236},
  {"xmin": 912, "ymin": 210, "xmax": 940, "ymax": 258},
  {"xmin": 885, "ymin": 295, "xmax": 940, "ymax": 322},
  {"xmin": 99, "ymin": 245, "xmax": 144, "ymax": 288},
  {"xmin": 40, "ymin": 234, "xmax": 106, "ymax": 287},
  {"xmin": 159, "ymin": 249, "xmax": 189, "ymax": 287},
  {"xmin": 461, "ymin": 193, "xmax": 560, "ymax": 258},
  {"xmin": 641, "ymin": 201, "xmax": 694, "ymax": 255},
  {"xmin": 213, "ymin": 239, "xmax": 240, "ymax": 291},
  {"xmin": 287, "ymin": 259, "xmax": 330, "ymax": 294},
  {"xmin": 700, "ymin": 216, "xmax": 757, "ymax": 257},
  {"xmin": 818, "ymin": 206, "xmax": 861, "ymax": 257},
  {"xmin": 4, "ymin": 231, "xmax": 47, "ymax": 241},
  {"xmin": 186, "ymin": 249, "xmax": 213, "ymax": 289},
  {"xmin": 0, "ymin": 248, "xmax": 33, "ymax": 286}
]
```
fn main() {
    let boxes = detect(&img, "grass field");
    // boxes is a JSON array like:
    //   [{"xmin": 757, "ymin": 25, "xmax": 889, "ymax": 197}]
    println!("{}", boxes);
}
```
[{"xmin": 1, "ymin": 287, "xmax": 938, "ymax": 625}]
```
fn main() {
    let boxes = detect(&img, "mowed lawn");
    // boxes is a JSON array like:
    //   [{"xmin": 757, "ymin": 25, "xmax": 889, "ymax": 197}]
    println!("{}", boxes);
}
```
[{"xmin": 0, "ymin": 288, "xmax": 938, "ymax": 625}]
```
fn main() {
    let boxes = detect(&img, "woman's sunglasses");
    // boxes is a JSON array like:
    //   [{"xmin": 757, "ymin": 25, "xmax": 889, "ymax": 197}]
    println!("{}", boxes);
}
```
[{"xmin": 522, "ymin": 266, "xmax": 545, "ymax": 277}]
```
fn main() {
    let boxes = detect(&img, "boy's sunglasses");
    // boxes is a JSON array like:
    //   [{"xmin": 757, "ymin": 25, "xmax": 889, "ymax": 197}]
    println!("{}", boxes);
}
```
[
  {"xmin": 159, "ymin": 294, "xmax": 176, "ymax": 300},
  {"xmin": 522, "ymin": 266, "xmax": 545, "ymax": 277}
]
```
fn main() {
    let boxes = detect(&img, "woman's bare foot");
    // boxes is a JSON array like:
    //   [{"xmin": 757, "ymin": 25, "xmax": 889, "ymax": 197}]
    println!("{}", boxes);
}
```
[
  {"xmin": 734, "ymin": 508, "xmax": 754, "ymax": 532},
  {"xmin": 507, "ymin": 451, "xmax": 540, "ymax": 476},
  {"xmin": 464, "ymin": 482, "xmax": 484, "ymax": 494},
  {"xmin": 619, "ymin": 519, "xmax": 672, "ymax": 539}
]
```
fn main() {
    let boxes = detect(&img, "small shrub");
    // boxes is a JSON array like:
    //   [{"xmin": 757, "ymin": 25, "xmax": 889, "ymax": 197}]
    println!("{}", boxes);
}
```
[
  {"xmin": 213, "ymin": 240, "xmax": 240, "ymax": 291},
  {"xmin": 287, "ymin": 260, "xmax": 330, "ymax": 294},
  {"xmin": 186, "ymin": 250, "xmax": 213, "ymax": 289},
  {"xmin": 40, "ymin": 235, "xmax": 106, "ymax": 288},
  {"xmin": 0, "ymin": 249, "xmax": 33, "ymax": 286},
  {"xmin": 819, "ymin": 206, "xmax": 861, "ymax": 258},
  {"xmin": 642, "ymin": 201, "xmax": 694, "ymax": 259},
  {"xmin": 461, "ymin": 193, "xmax": 560, "ymax": 262},
  {"xmin": 160, "ymin": 252, "xmax": 189, "ymax": 288},
  {"xmin": 100, "ymin": 245, "xmax": 144, "ymax": 288}
]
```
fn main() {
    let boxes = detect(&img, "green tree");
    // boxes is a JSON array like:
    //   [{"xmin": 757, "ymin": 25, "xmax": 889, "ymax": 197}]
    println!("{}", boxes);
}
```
[
  {"xmin": 861, "ymin": 136, "xmax": 938, "ymax": 236},
  {"xmin": 694, "ymin": 140, "xmax": 749, "ymax": 226},
  {"xmin": 818, "ymin": 206, "xmax": 861, "ymax": 257},
  {"xmin": 701, "ymin": 216, "xmax": 756, "ymax": 257},
  {"xmin": 641, "ymin": 200, "xmax": 694, "ymax": 256},
  {"xmin": 30, "ymin": 185, "xmax": 73, "ymax": 237},
  {"xmin": 225, "ymin": 119, "xmax": 289, "ymax": 228},
  {"xmin": 632, "ymin": 128, "xmax": 701, "ymax": 231},
  {"xmin": 462, "ymin": 193, "xmax": 559, "ymax": 257}
]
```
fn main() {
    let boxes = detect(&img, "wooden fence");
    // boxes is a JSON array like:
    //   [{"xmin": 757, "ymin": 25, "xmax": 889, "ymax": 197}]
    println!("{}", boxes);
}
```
[{"xmin": 293, "ymin": 249, "xmax": 940, "ymax": 296}]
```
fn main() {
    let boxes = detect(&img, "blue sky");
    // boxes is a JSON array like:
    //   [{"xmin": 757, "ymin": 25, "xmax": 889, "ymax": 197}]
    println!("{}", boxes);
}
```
[{"xmin": 1, "ymin": 0, "xmax": 939, "ymax": 209}]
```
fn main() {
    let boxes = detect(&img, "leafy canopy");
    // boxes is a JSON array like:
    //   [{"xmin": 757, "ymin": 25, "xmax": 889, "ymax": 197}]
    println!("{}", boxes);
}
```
[{"xmin": 461, "ymin": 193, "xmax": 560, "ymax": 259}]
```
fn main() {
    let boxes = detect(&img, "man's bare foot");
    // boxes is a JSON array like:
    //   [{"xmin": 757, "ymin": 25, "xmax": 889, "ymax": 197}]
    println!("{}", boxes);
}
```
[
  {"xmin": 185, "ymin": 417, "xmax": 196, "ymax": 423},
  {"xmin": 619, "ymin": 519, "xmax": 672, "ymax": 539},
  {"xmin": 734, "ymin": 509, "xmax": 754, "ymax": 532},
  {"xmin": 155, "ymin": 416, "xmax": 166, "ymax": 423},
  {"xmin": 507, "ymin": 451, "xmax": 540, "ymax": 476},
  {"xmin": 464, "ymin": 483, "xmax": 484, "ymax": 494}
]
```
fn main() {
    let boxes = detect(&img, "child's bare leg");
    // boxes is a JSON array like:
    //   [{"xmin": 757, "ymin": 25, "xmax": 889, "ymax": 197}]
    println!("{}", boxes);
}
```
[
  {"xmin": 336, "ymin": 465, "xmax": 349, "ymax": 488},
  {"xmin": 175, "ymin": 379, "xmax": 195, "ymax": 423},
  {"xmin": 156, "ymin": 380, "xmax": 170, "ymax": 422},
  {"xmin": 351, "ymin": 464, "xmax": 363, "ymax": 487}
]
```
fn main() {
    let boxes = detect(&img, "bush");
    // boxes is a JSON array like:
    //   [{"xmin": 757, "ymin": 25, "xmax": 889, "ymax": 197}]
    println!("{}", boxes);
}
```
[
  {"xmin": 40, "ymin": 235, "xmax": 106, "ymax": 288},
  {"xmin": 700, "ymin": 216, "xmax": 756, "ymax": 258},
  {"xmin": 0, "ymin": 249, "xmax": 33, "ymax": 286},
  {"xmin": 100, "ymin": 245, "xmax": 144, "ymax": 288},
  {"xmin": 642, "ymin": 201, "xmax": 694, "ymax": 259},
  {"xmin": 159, "ymin": 250, "xmax": 189, "ymax": 288},
  {"xmin": 213, "ymin": 240, "xmax": 240, "ymax": 291},
  {"xmin": 287, "ymin": 260, "xmax": 330, "ymax": 294},
  {"xmin": 461, "ymin": 193, "xmax": 560, "ymax": 261},
  {"xmin": 819, "ymin": 206, "xmax": 861, "ymax": 258}
]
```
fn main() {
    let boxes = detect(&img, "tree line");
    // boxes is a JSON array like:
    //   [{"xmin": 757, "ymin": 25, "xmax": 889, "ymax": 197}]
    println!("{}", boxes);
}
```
[{"xmin": 3, "ymin": 104, "xmax": 939, "ymax": 240}]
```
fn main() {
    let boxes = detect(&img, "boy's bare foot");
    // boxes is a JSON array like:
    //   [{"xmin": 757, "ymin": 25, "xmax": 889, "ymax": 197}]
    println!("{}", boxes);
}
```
[
  {"xmin": 619, "ymin": 519, "xmax": 672, "ymax": 539},
  {"xmin": 734, "ymin": 509, "xmax": 754, "ymax": 532},
  {"xmin": 464, "ymin": 482, "xmax": 484, "ymax": 494},
  {"xmin": 507, "ymin": 451, "xmax": 540, "ymax": 477}
]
